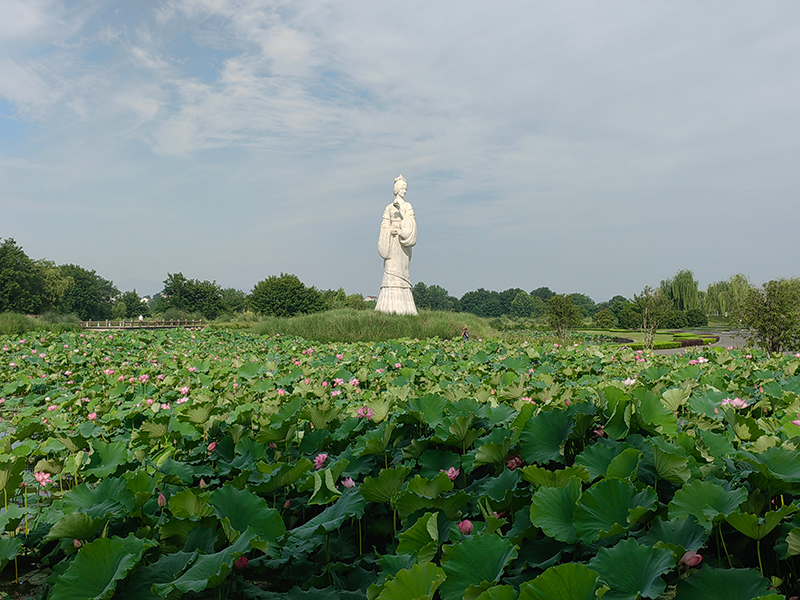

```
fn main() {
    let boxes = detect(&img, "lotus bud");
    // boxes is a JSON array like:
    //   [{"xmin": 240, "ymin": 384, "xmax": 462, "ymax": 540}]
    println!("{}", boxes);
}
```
[
  {"xmin": 157, "ymin": 492, "xmax": 167, "ymax": 508},
  {"xmin": 284, "ymin": 499, "xmax": 291, "ymax": 509},
  {"xmin": 208, "ymin": 441, "xmax": 217, "ymax": 452},
  {"xmin": 457, "ymin": 519, "xmax": 473, "ymax": 535},
  {"xmin": 73, "ymin": 539, "xmax": 82, "ymax": 549},
  {"xmin": 199, "ymin": 478, "xmax": 206, "ymax": 488},
  {"xmin": 234, "ymin": 556, "xmax": 248, "ymax": 571}
]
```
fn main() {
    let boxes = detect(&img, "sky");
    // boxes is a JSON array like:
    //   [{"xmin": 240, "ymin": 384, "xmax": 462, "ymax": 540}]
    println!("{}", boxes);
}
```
[{"xmin": 2, "ymin": 1, "xmax": 800, "ymax": 303}]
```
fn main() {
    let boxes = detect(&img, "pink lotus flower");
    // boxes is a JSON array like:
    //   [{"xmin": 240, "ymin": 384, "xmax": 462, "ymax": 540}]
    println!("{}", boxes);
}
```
[
  {"xmin": 457, "ymin": 519, "xmax": 473, "ymax": 534},
  {"xmin": 73, "ymin": 538, "xmax": 82, "ymax": 549},
  {"xmin": 505, "ymin": 455, "xmax": 524, "ymax": 471},
  {"xmin": 721, "ymin": 398, "xmax": 749, "ymax": 409},
  {"xmin": 208, "ymin": 441, "xmax": 217, "ymax": 452},
  {"xmin": 48, "ymin": 405, "xmax": 57, "ymax": 411},
  {"xmin": 791, "ymin": 413, "xmax": 800, "ymax": 427},
  {"xmin": 179, "ymin": 386, "xmax": 190, "ymax": 395},
  {"xmin": 277, "ymin": 388, "xmax": 286, "ymax": 396},
  {"xmin": 349, "ymin": 378, "xmax": 360, "ymax": 387},
  {"xmin": 103, "ymin": 369, "xmax": 114, "ymax": 375},
  {"xmin": 341, "ymin": 477, "xmax": 355, "ymax": 488},
  {"xmin": 87, "ymin": 412, "xmax": 97, "ymax": 421},
  {"xmin": 139, "ymin": 374, "xmax": 150, "ymax": 383},
  {"xmin": 355, "ymin": 406, "xmax": 374, "ymax": 420},
  {"xmin": 234, "ymin": 556, "xmax": 248, "ymax": 570},
  {"xmin": 188, "ymin": 367, "xmax": 197, "ymax": 372},
  {"xmin": 394, "ymin": 363, "xmax": 402, "ymax": 369},
  {"xmin": 623, "ymin": 377, "xmax": 637, "ymax": 386},
  {"xmin": 520, "ymin": 397, "xmax": 536, "ymax": 404},
  {"xmin": 333, "ymin": 378, "xmax": 344, "ymax": 386},
  {"xmin": 336, "ymin": 353, "xmax": 344, "ymax": 360},
  {"xmin": 331, "ymin": 390, "xmax": 342, "ymax": 397},
  {"xmin": 157, "ymin": 374, "xmax": 165, "ymax": 381},
  {"xmin": 679, "ymin": 550, "xmax": 703, "ymax": 569},
  {"xmin": 442, "ymin": 467, "xmax": 460, "ymax": 481},
  {"xmin": 157, "ymin": 492, "xmax": 167, "ymax": 508},
  {"xmin": 313, "ymin": 453, "xmax": 328, "ymax": 470},
  {"xmin": 34, "ymin": 471, "xmax": 52, "ymax": 487}
]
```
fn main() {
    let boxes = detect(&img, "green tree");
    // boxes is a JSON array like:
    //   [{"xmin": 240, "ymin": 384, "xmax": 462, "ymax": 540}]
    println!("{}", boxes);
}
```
[
  {"xmin": 531, "ymin": 286, "xmax": 555, "ymax": 302},
  {"xmin": 660, "ymin": 269, "xmax": 700, "ymax": 312},
  {"xmin": 569, "ymin": 293, "xmax": 598, "ymax": 317},
  {"xmin": 249, "ymin": 273, "xmax": 324, "ymax": 317},
  {"xmin": 459, "ymin": 288, "xmax": 503, "ymax": 318},
  {"xmin": 35, "ymin": 260, "xmax": 73, "ymax": 313},
  {"xmin": 740, "ymin": 279, "xmax": 800, "ymax": 353},
  {"xmin": 0, "ymin": 238, "xmax": 44, "ymax": 314},
  {"xmin": 592, "ymin": 309, "xmax": 617, "ymax": 328},
  {"xmin": 546, "ymin": 294, "xmax": 583, "ymax": 340},
  {"xmin": 617, "ymin": 304, "xmax": 642, "ymax": 329},
  {"xmin": 510, "ymin": 291, "xmax": 535, "ymax": 318},
  {"xmin": 115, "ymin": 290, "xmax": 150, "ymax": 319},
  {"xmin": 636, "ymin": 286, "xmax": 672, "ymax": 351},
  {"xmin": 499, "ymin": 288, "xmax": 525, "ymax": 315},
  {"xmin": 159, "ymin": 273, "xmax": 224, "ymax": 319},
  {"xmin": 705, "ymin": 274, "xmax": 750, "ymax": 318},
  {"xmin": 413, "ymin": 282, "xmax": 458, "ymax": 311},
  {"xmin": 60, "ymin": 264, "xmax": 118, "ymax": 320},
  {"xmin": 220, "ymin": 288, "xmax": 247, "ymax": 314}
]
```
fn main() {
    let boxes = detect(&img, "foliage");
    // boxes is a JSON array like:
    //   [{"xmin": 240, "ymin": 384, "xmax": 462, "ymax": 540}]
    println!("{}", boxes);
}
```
[
  {"xmin": 459, "ymin": 288, "xmax": 504, "ymax": 318},
  {"xmin": 686, "ymin": 308, "xmax": 708, "ymax": 328},
  {"xmin": 249, "ymin": 273, "xmax": 325, "ymax": 318},
  {"xmin": 114, "ymin": 290, "xmax": 151, "ymax": 319},
  {"xmin": 59, "ymin": 264, "xmax": 118, "ymax": 321},
  {"xmin": 4, "ymin": 330, "xmax": 800, "ymax": 597},
  {"xmin": 662, "ymin": 308, "xmax": 688, "ymax": 329},
  {"xmin": 569, "ymin": 293, "xmax": 597, "ymax": 317},
  {"xmin": 0, "ymin": 238, "xmax": 44, "ymax": 314},
  {"xmin": 35, "ymin": 260, "xmax": 74, "ymax": 313},
  {"xmin": 705, "ymin": 274, "xmax": 750, "ymax": 318},
  {"xmin": 592, "ymin": 310, "xmax": 617, "ymax": 328},
  {"xmin": 412, "ymin": 282, "xmax": 459, "ymax": 312},
  {"xmin": 530, "ymin": 287, "xmax": 555, "ymax": 301},
  {"xmin": 636, "ymin": 286, "xmax": 672, "ymax": 351},
  {"xmin": 740, "ymin": 279, "xmax": 800, "ymax": 353},
  {"xmin": 510, "ymin": 291, "xmax": 536, "ymax": 319},
  {"xmin": 220, "ymin": 288, "xmax": 248, "ymax": 314},
  {"xmin": 661, "ymin": 269, "xmax": 700, "ymax": 312},
  {"xmin": 251, "ymin": 308, "xmax": 496, "ymax": 342},
  {"xmin": 159, "ymin": 273, "xmax": 225, "ymax": 320},
  {"xmin": 546, "ymin": 294, "xmax": 583, "ymax": 340}
]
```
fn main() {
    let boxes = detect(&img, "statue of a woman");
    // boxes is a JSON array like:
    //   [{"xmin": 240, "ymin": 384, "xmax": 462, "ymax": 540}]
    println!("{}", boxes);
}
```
[{"xmin": 375, "ymin": 175, "xmax": 418, "ymax": 315}]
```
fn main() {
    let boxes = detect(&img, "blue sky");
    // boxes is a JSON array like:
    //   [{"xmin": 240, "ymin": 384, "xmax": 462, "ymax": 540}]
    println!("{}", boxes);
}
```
[{"xmin": 2, "ymin": 1, "xmax": 800, "ymax": 302}]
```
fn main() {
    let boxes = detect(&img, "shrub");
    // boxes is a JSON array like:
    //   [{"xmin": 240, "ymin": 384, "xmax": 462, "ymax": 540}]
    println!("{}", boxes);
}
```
[
  {"xmin": 661, "ymin": 309, "xmax": 688, "ymax": 329},
  {"xmin": 592, "ymin": 310, "xmax": 617, "ymax": 328},
  {"xmin": 686, "ymin": 308, "xmax": 709, "ymax": 327}
]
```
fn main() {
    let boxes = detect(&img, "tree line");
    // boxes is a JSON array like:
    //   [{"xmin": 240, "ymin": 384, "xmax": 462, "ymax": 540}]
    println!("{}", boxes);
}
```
[{"xmin": 2, "ymin": 238, "xmax": 799, "ymax": 351}]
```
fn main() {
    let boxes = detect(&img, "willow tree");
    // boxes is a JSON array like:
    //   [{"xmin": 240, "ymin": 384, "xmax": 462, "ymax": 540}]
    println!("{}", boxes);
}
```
[
  {"xmin": 705, "ymin": 274, "xmax": 750, "ymax": 319},
  {"xmin": 660, "ymin": 270, "xmax": 699, "ymax": 312},
  {"xmin": 636, "ymin": 286, "xmax": 672, "ymax": 351}
]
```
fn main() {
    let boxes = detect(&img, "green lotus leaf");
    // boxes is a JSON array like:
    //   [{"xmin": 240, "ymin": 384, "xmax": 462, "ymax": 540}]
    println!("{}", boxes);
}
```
[
  {"xmin": 361, "ymin": 466, "xmax": 412, "ymax": 503},
  {"xmin": 750, "ymin": 446, "xmax": 800, "ymax": 482},
  {"xmin": 393, "ymin": 489, "xmax": 470, "ymax": 521},
  {"xmin": 47, "ymin": 511, "xmax": 104, "ymax": 541},
  {"xmin": 575, "ymin": 439, "xmax": 627, "ymax": 480},
  {"xmin": 521, "ymin": 465, "xmax": 590, "ymax": 488},
  {"xmin": 784, "ymin": 527, "xmax": 800, "ymax": 558},
  {"xmin": 308, "ymin": 469, "xmax": 343, "ymax": 505},
  {"xmin": 439, "ymin": 534, "xmax": 518, "ymax": 600},
  {"xmin": 673, "ymin": 566, "xmax": 772, "ymax": 600},
  {"xmin": 0, "ymin": 536, "xmax": 22, "ymax": 572},
  {"xmin": 699, "ymin": 430, "xmax": 735, "ymax": 461},
  {"xmin": 530, "ymin": 478, "xmax": 582, "ymax": 544},
  {"xmin": 238, "ymin": 362, "xmax": 263, "ymax": 379},
  {"xmin": 661, "ymin": 387, "xmax": 690, "ymax": 412},
  {"xmin": 417, "ymin": 449, "xmax": 461, "ymax": 480},
  {"xmin": 406, "ymin": 394, "xmax": 449, "ymax": 428},
  {"xmin": 605, "ymin": 448, "xmax": 642, "ymax": 480},
  {"xmin": 0, "ymin": 504, "xmax": 29, "ymax": 532},
  {"xmin": 159, "ymin": 458, "xmax": 195, "ymax": 485},
  {"xmin": 115, "ymin": 551, "xmax": 198, "ymax": 600},
  {"xmin": 473, "ymin": 438, "xmax": 512, "ymax": 468},
  {"xmin": 668, "ymin": 481, "xmax": 747, "ymax": 529},
  {"xmin": 472, "ymin": 585, "xmax": 518, "ymax": 600},
  {"xmin": 520, "ymin": 409, "xmax": 575, "ymax": 465},
  {"xmin": 648, "ymin": 437, "xmax": 691, "ymax": 484},
  {"xmin": 573, "ymin": 478, "xmax": 657, "ymax": 543},
  {"xmin": 376, "ymin": 562, "xmax": 446, "ymax": 600},
  {"xmin": 397, "ymin": 512, "xmax": 440, "ymax": 561},
  {"xmin": 639, "ymin": 517, "xmax": 709, "ymax": 555},
  {"xmin": 588, "ymin": 538, "xmax": 674, "ymax": 600},
  {"xmin": 0, "ymin": 455, "xmax": 25, "ymax": 497},
  {"xmin": 169, "ymin": 489, "xmax": 214, "ymax": 520},
  {"xmin": 633, "ymin": 387, "xmax": 677, "ymax": 438},
  {"xmin": 83, "ymin": 440, "xmax": 129, "ymax": 479},
  {"xmin": 63, "ymin": 477, "xmax": 135, "ymax": 519},
  {"xmin": 210, "ymin": 485, "xmax": 285, "ymax": 548},
  {"xmin": 726, "ymin": 504, "xmax": 798, "ymax": 540},
  {"xmin": 152, "ymin": 528, "xmax": 256, "ymax": 597},
  {"xmin": 517, "ymin": 562, "xmax": 600, "ymax": 600},
  {"xmin": 406, "ymin": 472, "xmax": 454, "ymax": 499},
  {"xmin": 50, "ymin": 534, "xmax": 149, "ymax": 600}
]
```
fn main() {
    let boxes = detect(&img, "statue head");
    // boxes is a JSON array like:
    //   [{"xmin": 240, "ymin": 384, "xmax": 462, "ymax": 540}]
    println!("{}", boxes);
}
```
[{"xmin": 393, "ymin": 175, "xmax": 407, "ymax": 197}]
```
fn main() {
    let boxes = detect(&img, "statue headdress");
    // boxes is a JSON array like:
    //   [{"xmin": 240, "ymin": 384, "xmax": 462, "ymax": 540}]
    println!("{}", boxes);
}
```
[{"xmin": 393, "ymin": 174, "xmax": 407, "ymax": 194}]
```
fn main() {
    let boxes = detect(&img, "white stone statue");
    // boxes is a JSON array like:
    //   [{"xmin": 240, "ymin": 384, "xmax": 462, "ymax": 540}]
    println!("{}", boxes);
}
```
[{"xmin": 375, "ymin": 175, "xmax": 418, "ymax": 315}]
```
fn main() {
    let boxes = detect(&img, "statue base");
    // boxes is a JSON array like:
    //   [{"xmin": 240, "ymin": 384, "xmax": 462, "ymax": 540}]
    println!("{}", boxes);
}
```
[{"xmin": 375, "ymin": 287, "xmax": 417, "ymax": 315}]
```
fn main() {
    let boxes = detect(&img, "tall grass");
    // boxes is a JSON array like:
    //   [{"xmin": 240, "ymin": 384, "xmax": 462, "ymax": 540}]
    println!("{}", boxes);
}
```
[
  {"xmin": 0, "ymin": 312, "xmax": 81, "ymax": 335},
  {"xmin": 250, "ymin": 309, "xmax": 496, "ymax": 343}
]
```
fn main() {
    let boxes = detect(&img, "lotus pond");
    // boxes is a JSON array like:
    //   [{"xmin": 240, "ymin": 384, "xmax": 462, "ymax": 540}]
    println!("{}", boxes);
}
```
[{"xmin": 2, "ymin": 329, "xmax": 800, "ymax": 599}]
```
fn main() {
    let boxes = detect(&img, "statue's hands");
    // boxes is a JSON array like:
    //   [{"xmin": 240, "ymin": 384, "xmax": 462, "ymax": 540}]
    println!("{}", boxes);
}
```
[{"xmin": 390, "ymin": 226, "xmax": 400, "ymax": 236}]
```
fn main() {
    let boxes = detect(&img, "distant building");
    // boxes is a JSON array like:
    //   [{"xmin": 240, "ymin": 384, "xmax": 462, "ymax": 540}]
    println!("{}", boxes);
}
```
[{"xmin": 364, "ymin": 296, "xmax": 378, "ymax": 302}]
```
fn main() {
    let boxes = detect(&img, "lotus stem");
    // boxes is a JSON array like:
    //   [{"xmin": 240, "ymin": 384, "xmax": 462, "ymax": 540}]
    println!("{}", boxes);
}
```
[{"xmin": 757, "ymin": 538, "xmax": 764, "ymax": 576}]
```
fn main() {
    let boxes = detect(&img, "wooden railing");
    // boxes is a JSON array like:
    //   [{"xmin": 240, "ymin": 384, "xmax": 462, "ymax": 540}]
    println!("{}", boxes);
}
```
[{"xmin": 80, "ymin": 319, "xmax": 203, "ymax": 330}]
